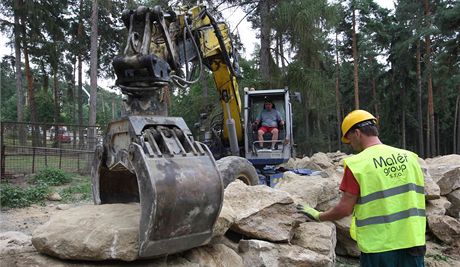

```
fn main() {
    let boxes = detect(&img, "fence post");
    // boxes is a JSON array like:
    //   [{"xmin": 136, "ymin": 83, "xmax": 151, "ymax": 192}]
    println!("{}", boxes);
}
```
[
  {"xmin": 1, "ymin": 123, "xmax": 4, "ymax": 178},
  {"xmin": 59, "ymin": 148, "xmax": 62, "ymax": 169},
  {"xmin": 32, "ymin": 147, "xmax": 36, "ymax": 173}
]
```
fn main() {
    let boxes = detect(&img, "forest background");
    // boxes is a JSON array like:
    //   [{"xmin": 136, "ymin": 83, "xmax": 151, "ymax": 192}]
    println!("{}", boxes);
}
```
[{"xmin": 0, "ymin": 0, "xmax": 459, "ymax": 158}]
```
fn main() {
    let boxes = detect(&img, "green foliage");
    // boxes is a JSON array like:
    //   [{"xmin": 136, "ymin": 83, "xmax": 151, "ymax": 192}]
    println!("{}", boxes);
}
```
[
  {"xmin": 0, "ymin": 183, "xmax": 50, "ymax": 209},
  {"xmin": 32, "ymin": 168, "xmax": 71, "ymax": 186},
  {"xmin": 59, "ymin": 181, "xmax": 91, "ymax": 202}
]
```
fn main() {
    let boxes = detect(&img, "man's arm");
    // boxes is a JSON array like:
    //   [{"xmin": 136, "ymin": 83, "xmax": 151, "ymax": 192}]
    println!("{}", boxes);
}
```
[
  {"xmin": 276, "ymin": 111, "xmax": 284, "ymax": 126},
  {"xmin": 319, "ymin": 192, "xmax": 358, "ymax": 221}
]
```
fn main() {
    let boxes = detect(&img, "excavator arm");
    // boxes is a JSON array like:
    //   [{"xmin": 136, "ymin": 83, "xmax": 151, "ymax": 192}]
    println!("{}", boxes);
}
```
[
  {"xmin": 112, "ymin": 4, "xmax": 243, "ymax": 153},
  {"xmin": 92, "ymin": 4, "xmax": 246, "ymax": 259}
]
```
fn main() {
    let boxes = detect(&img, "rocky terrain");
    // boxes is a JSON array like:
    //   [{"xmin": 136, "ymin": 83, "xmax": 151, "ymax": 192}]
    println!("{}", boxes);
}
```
[{"xmin": 1, "ymin": 153, "xmax": 459, "ymax": 266}]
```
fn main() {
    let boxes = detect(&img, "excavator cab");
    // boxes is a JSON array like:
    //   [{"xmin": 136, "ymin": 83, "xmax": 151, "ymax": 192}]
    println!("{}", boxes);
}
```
[{"xmin": 243, "ymin": 88, "xmax": 295, "ymax": 168}]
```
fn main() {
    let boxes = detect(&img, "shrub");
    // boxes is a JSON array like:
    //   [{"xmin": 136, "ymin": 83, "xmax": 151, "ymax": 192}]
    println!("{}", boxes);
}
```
[
  {"xmin": 59, "ymin": 182, "xmax": 92, "ymax": 202},
  {"xmin": 0, "ymin": 183, "xmax": 50, "ymax": 209},
  {"xmin": 32, "ymin": 168, "xmax": 71, "ymax": 186}
]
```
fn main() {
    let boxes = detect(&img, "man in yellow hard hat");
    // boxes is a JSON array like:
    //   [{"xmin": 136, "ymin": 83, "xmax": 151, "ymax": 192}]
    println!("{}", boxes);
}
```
[{"xmin": 297, "ymin": 110, "xmax": 426, "ymax": 267}]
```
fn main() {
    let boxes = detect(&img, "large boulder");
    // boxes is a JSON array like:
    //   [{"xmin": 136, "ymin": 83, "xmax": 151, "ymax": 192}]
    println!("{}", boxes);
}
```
[
  {"xmin": 293, "ymin": 156, "xmax": 322, "ymax": 171},
  {"xmin": 183, "ymin": 244, "xmax": 244, "ymax": 267},
  {"xmin": 419, "ymin": 158, "xmax": 442, "ymax": 200},
  {"xmin": 310, "ymin": 152, "xmax": 334, "ymax": 170},
  {"xmin": 32, "ymin": 203, "xmax": 140, "ymax": 261},
  {"xmin": 436, "ymin": 167, "xmax": 460, "ymax": 196},
  {"xmin": 238, "ymin": 239, "xmax": 333, "ymax": 267},
  {"xmin": 425, "ymin": 176, "xmax": 442, "ymax": 200},
  {"xmin": 326, "ymin": 151, "xmax": 349, "ymax": 165},
  {"xmin": 426, "ymin": 197, "xmax": 452, "ymax": 216},
  {"xmin": 426, "ymin": 154, "xmax": 460, "ymax": 183},
  {"xmin": 427, "ymin": 215, "xmax": 460, "ymax": 246},
  {"xmin": 274, "ymin": 172, "xmax": 340, "ymax": 209},
  {"xmin": 291, "ymin": 222, "xmax": 336, "ymax": 263},
  {"xmin": 212, "ymin": 200, "xmax": 236, "ymax": 237},
  {"xmin": 446, "ymin": 189, "xmax": 460, "ymax": 218},
  {"xmin": 224, "ymin": 180, "xmax": 302, "ymax": 242},
  {"xmin": 334, "ymin": 216, "xmax": 360, "ymax": 257}
]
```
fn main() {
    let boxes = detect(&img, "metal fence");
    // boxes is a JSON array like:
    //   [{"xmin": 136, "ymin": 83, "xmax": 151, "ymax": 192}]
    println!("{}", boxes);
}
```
[{"xmin": 1, "ymin": 121, "xmax": 102, "ymax": 178}]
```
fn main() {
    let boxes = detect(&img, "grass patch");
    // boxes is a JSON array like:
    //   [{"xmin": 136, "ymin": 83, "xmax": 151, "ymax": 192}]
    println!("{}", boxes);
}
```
[
  {"xmin": 0, "ymin": 169, "xmax": 92, "ymax": 209},
  {"xmin": 59, "ymin": 180, "xmax": 92, "ymax": 202},
  {"xmin": 0, "ymin": 183, "xmax": 50, "ymax": 209},
  {"xmin": 32, "ymin": 168, "xmax": 72, "ymax": 186},
  {"xmin": 426, "ymin": 254, "xmax": 449, "ymax": 262}
]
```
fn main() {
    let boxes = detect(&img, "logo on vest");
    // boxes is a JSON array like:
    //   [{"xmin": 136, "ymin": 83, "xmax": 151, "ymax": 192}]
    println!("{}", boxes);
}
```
[{"xmin": 373, "ymin": 153, "xmax": 408, "ymax": 179}]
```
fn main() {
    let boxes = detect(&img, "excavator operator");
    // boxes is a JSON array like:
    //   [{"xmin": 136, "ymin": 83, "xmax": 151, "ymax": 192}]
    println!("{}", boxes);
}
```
[{"xmin": 253, "ymin": 98, "xmax": 284, "ymax": 150}]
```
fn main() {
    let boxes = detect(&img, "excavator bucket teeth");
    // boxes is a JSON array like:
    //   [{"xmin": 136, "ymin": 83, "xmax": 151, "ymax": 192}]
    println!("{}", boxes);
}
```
[{"xmin": 92, "ymin": 116, "xmax": 223, "ymax": 258}]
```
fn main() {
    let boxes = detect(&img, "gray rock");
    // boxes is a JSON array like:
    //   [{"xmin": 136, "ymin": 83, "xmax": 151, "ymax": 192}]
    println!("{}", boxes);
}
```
[
  {"xmin": 0, "ymin": 231, "xmax": 35, "ymax": 255},
  {"xmin": 310, "ymin": 152, "xmax": 334, "ymax": 169},
  {"xmin": 426, "ymin": 154, "xmax": 460, "ymax": 183},
  {"xmin": 275, "ymin": 172, "xmax": 339, "ymax": 209},
  {"xmin": 291, "ymin": 222, "xmax": 336, "ymax": 263},
  {"xmin": 436, "ymin": 167, "xmax": 460, "ymax": 195},
  {"xmin": 32, "ymin": 203, "xmax": 140, "ymax": 261},
  {"xmin": 425, "ymin": 240, "xmax": 460, "ymax": 267},
  {"xmin": 426, "ymin": 197, "xmax": 452, "ymax": 216},
  {"xmin": 425, "ymin": 176, "xmax": 442, "ymax": 200},
  {"xmin": 212, "ymin": 200, "xmax": 236, "ymax": 237},
  {"xmin": 427, "ymin": 215, "xmax": 460, "ymax": 246},
  {"xmin": 56, "ymin": 204, "xmax": 70, "ymax": 210},
  {"xmin": 46, "ymin": 192, "xmax": 62, "ymax": 201},
  {"xmin": 225, "ymin": 181, "xmax": 301, "ymax": 242},
  {"xmin": 334, "ymin": 216, "xmax": 360, "ymax": 257},
  {"xmin": 238, "ymin": 239, "xmax": 333, "ymax": 267},
  {"xmin": 419, "ymin": 158, "xmax": 441, "ymax": 200},
  {"xmin": 184, "ymin": 244, "xmax": 244, "ymax": 267},
  {"xmin": 447, "ymin": 189, "xmax": 460, "ymax": 218},
  {"xmin": 294, "ymin": 156, "xmax": 322, "ymax": 171}
]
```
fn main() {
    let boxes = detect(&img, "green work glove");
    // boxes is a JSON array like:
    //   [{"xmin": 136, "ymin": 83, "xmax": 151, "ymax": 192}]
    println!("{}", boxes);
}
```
[{"xmin": 296, "ymin": 204, "xmax": 321, "ymax": 221}]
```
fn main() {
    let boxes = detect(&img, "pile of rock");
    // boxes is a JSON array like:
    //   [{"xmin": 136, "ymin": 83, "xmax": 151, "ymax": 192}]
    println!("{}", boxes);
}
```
[{"xmin": 3, "ymin": 153, "xmax": 459, "ymax": 266}]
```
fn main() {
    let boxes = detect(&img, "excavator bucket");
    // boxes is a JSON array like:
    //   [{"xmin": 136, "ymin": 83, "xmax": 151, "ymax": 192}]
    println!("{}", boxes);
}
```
[{"xmin": 91, "ymin": 116, "xmax": 223, "ymax": 258}]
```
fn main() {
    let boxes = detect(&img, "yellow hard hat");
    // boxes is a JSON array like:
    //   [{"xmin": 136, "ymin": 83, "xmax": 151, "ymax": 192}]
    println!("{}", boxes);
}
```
[{"xmin": 341, "ymin": 110, "xmax": 377, "ymax": 144}]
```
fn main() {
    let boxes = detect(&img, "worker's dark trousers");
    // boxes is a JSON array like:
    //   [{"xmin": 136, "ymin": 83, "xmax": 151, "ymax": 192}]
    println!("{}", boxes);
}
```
[{"xmin": 360, "ymin": 246, "xmax": 425, "ymax": 267}]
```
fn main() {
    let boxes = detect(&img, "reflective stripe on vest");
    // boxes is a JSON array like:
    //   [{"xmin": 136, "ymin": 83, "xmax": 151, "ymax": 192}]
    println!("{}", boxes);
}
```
[
  {"xmin": 356, "ymin": 207, "xmax": 425, "ymax": 227},
  {"xmin": 356, "ymin": 183, "xmax": 424, "ymax": 205},
  {"xmin": 344, "ymin": 144, "xmax": 426, "ymax": 253}
]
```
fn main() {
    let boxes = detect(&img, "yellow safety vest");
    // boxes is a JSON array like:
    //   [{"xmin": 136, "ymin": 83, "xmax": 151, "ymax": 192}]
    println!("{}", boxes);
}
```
[{"xmin": 344, "ymin": 144, "xmax": 426, "ymax": 253}]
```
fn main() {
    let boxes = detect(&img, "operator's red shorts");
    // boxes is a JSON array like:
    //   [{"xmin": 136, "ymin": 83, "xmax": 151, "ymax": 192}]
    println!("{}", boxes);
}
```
[{"xmin": 258, "ymin": 126, "xmax": 277, "ymax": 133}]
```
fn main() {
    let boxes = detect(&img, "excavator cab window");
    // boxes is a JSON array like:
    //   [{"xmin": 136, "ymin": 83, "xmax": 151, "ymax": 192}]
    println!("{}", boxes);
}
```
[{"xmin": 248, "ymin": 95, "xmax": 286, "ymax": 149}]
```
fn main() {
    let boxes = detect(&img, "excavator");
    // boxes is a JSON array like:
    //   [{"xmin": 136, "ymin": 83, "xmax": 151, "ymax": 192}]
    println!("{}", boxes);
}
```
[{"xmin": 91, "ymin": 3, "xmax": 296, "ymax": 259}]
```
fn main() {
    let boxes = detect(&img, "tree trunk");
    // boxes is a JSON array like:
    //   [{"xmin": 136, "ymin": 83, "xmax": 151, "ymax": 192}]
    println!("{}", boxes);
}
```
[
  {"xmin": 424, "ymin": 0, "xmax": 436, "ymax": 157},
  {"xmin": 454, "ymin": 85, "xmax": 460, "ymax": 153},
  {"xmin": 77, "ymin": 0, "xmax": 84, "ymax": 148},
  {"xmin": 72, "ymin": 58, "xmax": 77, "ymax": 148},
  {"xmin": 88, "ymin": 0, "xmax": 98, "ymax": 150},
  {"xmin": 335, "ymin": 33, "xmax": 342, "ymax": 151},
  {"xmin": 352, "ymin": 4, "xmax": 359, "ymax": 109},
  {"xmin": 14, "ymin": 0, "xmax": 26, "ymax": 145},
  {"xmin": 416, "ymin": 40, "xmax": 424, "ymax": 157},
  {"xmin": 280, "ymin": 34, "xmax": 285, "ymax": 72},
  {"xmin": 40, "ymin": 61, "xmax": 49, "ymax": 92},
  {"xmin": 53, "ymin": 64, "xmax": 60, "ymax": 148},
  {"xmin": 259, "ymin": 0, "xmax": 271, "ymax": 87},
  {"xmin": 21, "ymin": 15, "xmax": 38, "ymax": 146},
  {"xmin": 426, "ymin": 108, "xmax": 430, "ymax": 157},
  {"xmin": 401, "ymin": 82, "xmax": 406, "ymax": 149},
  {"xmin": 371, "ymin": 58, "xmax": 378, "ymax": 117}
]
